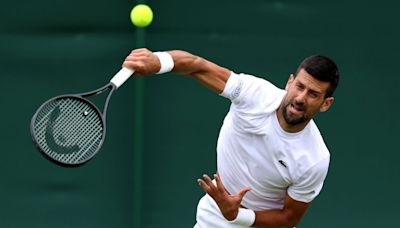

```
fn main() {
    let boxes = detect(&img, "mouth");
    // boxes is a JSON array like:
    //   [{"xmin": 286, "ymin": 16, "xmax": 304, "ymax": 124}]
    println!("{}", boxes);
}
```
[{"xmin": 288, "ymin": 103, "xmax": 304, "ymax": 115}]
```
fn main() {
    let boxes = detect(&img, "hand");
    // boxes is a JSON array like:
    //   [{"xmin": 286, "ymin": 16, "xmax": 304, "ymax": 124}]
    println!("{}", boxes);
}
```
[
  {"xmin": 197, "ymin": 173, "xmax": 251, "ymax": 221},
  {"xmin": 122, "ymin": 48, "xmax": 161, "ymax": 76}
]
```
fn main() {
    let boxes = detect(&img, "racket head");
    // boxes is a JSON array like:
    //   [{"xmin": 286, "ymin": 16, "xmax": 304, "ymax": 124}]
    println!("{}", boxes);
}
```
[{"xmin": 30, "ymin": 95, "xmax": 106, "ymax": 167}]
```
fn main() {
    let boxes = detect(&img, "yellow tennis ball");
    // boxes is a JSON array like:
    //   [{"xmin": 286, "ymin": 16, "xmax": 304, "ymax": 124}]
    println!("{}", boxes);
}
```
[{"xmin": 130, "ymin": 4, "xmax": 153, "ymax": 28}]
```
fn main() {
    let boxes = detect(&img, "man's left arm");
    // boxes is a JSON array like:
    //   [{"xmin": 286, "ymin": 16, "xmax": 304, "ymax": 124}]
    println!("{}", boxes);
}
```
[
  {"xmin": 252, "ymin": 193, "xmax": 309, "ymax": 227},
  {"xmin": 198, "ymin": 174, "xmax": 309, "ymax": 228}
]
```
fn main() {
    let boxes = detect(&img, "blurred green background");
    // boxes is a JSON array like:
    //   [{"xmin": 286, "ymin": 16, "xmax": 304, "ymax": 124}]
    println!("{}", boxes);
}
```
[{"xmin": 0, "ymin": 0, "xmax": 398, "ymax": 227}]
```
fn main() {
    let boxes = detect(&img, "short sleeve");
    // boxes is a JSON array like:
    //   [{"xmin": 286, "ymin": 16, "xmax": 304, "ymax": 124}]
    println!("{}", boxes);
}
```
[
  {"xmin": 219, "ymin": 71, "xmax": 243, "ymax": 101},
  {"xmin": 288, "ymin": 157, "xmax": 330, "ymax": 203},
  {"xmin": 219, "ymin": 71, "xmax": 285, "ymax": 112}
]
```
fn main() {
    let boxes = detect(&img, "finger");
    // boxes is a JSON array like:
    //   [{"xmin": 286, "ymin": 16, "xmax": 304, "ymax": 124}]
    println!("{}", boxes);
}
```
[
  {"xmin": 125, "ymin": 54, "xmax": 145, "ymax": 62},
  {"xmin": 131, "ymin": 48, "xmax": 149, "ymax": 54},
  {"xmin": 125, "ymin": 55, "xmax": 139, "ymax": 61},
  {"xmin": 237, "ymin": 187, "xmax": 251, "ymax": 199},
  {"xmin": 122, "ymin": 59, "xmax": 139, "ymax": 69},
  {"xmin": 122, "ymin": 61, "xmax": 142, "ymax": 73},
  {"xmin": 197, "ymin": 179, "xmax": 211, "ymax": 193},
  {"xmin": 203, "ymin": 174, "xmax": 217, "ymax": 191},
  {"xmin": 126, "ymin": 51, "xmax": 146, "ymax": 61},
  {"xmin": 213, "ymin": 173, "xmax": 226, "ymax": 193},
  {"xmin": 122, "ymin": 57, "xmax": 137, "ymax": 65},
  {"xmin": 122, "ymin": 61, "xmax": 136, "ymax": 70}
]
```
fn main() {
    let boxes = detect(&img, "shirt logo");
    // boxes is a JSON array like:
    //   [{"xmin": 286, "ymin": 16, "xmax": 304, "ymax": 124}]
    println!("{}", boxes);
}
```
[
  {"xmin": 278, "ymin": 160, "xmax": 287, "ymax": 168},
  {"xmin": 231, "ymin": 79, "xmax": 243, "ymax": 99}
]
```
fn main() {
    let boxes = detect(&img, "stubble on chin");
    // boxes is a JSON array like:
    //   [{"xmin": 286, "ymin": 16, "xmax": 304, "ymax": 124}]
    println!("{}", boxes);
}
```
[{"xmin": 281, "ymin": 103, "xmax": 308, "ymax": 126}]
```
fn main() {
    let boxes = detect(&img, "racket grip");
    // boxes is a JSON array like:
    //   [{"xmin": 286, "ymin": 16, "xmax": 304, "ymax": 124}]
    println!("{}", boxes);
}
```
[{"xmin": 110, "ymin": 67, "xmax": 135, "ymax": 89}]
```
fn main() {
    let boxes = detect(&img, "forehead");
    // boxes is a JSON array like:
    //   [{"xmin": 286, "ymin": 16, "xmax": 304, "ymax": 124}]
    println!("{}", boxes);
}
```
[{"xmin": 294, "ymin": 69, "xmax": 330, "ymax": 94}]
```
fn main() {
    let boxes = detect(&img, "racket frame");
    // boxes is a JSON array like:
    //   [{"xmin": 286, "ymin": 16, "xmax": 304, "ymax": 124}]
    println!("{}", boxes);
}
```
[{"xmin": 30, "ymin": 83, "xmax": 116, "ymax": 167}]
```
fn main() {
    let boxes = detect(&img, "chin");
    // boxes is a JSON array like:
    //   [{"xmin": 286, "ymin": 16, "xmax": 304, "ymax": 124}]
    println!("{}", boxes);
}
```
[{"xmin": 284, "ymin": 110, "xmax": 308, "ymax": 126}]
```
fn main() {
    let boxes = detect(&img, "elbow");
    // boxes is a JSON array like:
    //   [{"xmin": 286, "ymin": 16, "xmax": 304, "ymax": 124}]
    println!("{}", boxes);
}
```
[
  {"xmin": 254, "ymin": 210, "xmax": 302, "ymax": 228},
  {"xmin": 281, "ymin": 211, "xmax": 301, "ymax": 228},
  {"xmin": 189, "ymin": 56, "xmax": 208, "ymax": 75}
]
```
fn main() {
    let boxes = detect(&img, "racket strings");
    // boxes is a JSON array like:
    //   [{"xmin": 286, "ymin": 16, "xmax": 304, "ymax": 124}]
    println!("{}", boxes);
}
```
[
  {"xmin": 52, "ymin": 102, "xmax": 98, "ymax": 147},
  {"xmin": 49, "ymin": 102, "xmax": 88, "ymax": 147},
  {"xmin": 33, "ymin": 97, "xmax": 104, "ymax": 164}
]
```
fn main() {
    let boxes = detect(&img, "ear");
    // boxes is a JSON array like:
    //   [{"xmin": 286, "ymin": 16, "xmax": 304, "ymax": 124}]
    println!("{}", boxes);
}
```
[
  {"xmin": 285, "ymin": 74, "xmax": 295, "ymax": 91},
  {"xmin": 319, "ymin": 97, "xmax": 334, "ymax": 112}
]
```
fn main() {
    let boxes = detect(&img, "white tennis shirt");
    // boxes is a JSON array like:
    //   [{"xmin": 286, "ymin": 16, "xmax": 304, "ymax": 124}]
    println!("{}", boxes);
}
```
[{"xmin": 217, "ymin": 72, "xmax": 330, "ymax": 211}]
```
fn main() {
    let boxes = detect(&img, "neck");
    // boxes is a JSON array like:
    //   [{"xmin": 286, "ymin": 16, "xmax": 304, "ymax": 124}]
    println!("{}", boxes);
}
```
[{"xmin": 276, "ymin": 106, "xmax": 310, "ymax": 133}]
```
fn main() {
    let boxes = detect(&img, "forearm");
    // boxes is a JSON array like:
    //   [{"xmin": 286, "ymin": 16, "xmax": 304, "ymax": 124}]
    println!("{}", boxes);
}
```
[
  {"xmin": 167, "ymin": 50, "xmax": 231, "ymax": 93},
  {"xmin": 252, "ymin": 209, "xmax": 300, "ymax": 228},
  {"xmin": 197, "ymin": 174, "xmax": 307, "ymax": 228}
]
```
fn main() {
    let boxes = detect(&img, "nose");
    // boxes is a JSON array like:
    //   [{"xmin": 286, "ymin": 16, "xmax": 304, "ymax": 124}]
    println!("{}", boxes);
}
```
[{"xmin": 294, "ymin": 90, "xmax": 307, "ymax": 104}]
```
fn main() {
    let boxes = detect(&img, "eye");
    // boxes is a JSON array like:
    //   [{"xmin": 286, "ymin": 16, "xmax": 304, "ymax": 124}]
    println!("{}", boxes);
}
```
[
  {"xmin": 296, "ymin": 83, "xmax": 305, "ymax": 91},
  {"xmin": 309, "ymin": 93, "xmax": 318, "ymax": 98},
  {"xmin": 309, "ymin": 91, "xmax": 320, "ymax": 98}
]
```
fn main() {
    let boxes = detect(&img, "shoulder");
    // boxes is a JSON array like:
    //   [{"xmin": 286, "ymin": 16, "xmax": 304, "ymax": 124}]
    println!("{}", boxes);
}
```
[
  {"xmin": 308, "ymin": 120, "xmax": 331, "ymax": 159},
  {"xmin": 287, "ymin": 154, "xmax": 329, "ymax": 203},
  {"xmin": 291, "ymin": 121, "xmax": 331, "ymax": 179},
  {"xmin": 221, "ymin": 71, "xmax": 285, "ymax": 102},
  {"xmin": 221, "ymin": 72, "xmax": 286, "ymax": 113},
  {"xmin": 287, "ymin": 125, "xmax": 331, "ymax": 203}
]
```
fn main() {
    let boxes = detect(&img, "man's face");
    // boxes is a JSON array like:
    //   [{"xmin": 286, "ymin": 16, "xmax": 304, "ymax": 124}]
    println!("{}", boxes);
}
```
[{"xmin": 280, "ymin": 68, "xmax": 333, "ymax": 126}]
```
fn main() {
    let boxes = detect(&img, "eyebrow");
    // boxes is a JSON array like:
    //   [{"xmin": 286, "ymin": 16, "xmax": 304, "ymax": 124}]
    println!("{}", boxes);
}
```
[{"xmin": 296, "ymin": 81, "xmax": 323, "ymax": 95}]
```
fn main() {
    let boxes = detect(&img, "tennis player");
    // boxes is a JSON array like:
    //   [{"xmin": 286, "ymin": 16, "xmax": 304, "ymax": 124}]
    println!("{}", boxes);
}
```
[{"xmin": 123, "ymin": 48, "xmax": 339, "ymax": 228}]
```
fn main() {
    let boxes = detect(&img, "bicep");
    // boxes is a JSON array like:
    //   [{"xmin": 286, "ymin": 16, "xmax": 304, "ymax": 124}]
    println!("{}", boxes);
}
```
[
  {"xmin": 168, "ymin": 50, "xmax": 231, "ymax": 93},
  {"xmin": 282, "ymin": 193, "xmax": 310, "ymax": 226},
  {"xmin": 253, "ymin": 194, "xmax": 309, "ymax": 228},
  {"xmin": 191, "ymin": 60, "xmax": 231, "ymax": 93},
  {"xmin": 252, "ymin": 193, "xmax": 309, "ymax": 227}
]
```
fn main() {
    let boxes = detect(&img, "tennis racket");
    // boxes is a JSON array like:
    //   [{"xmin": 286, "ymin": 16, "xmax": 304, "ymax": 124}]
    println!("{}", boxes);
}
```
[{"xmin": 30, "ymin": 67, "xmax": 134, "ymax": 167}]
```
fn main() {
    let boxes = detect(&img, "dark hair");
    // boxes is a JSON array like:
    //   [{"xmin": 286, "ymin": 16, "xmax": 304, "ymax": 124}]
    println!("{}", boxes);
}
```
[{"xmin": 297, "ymin": 55, "xmax": 339, "ymax": 97}]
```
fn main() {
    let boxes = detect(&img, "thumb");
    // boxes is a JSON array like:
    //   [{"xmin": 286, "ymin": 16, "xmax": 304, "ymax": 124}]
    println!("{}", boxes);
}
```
[{"xmin": 237, "ymin": 187, "xmax": 251, "ymax": 199}]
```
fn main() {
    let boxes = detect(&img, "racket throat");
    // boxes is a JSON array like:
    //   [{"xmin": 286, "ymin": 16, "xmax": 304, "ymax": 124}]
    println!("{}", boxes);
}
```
[{"xmin": 80, "ymin": 83, "xmax": 115, "ymax": 118}]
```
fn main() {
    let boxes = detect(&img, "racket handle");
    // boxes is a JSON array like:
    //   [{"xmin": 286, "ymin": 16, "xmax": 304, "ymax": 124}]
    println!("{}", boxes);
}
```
[{"xmin": 110, "ymin": 67, "xmax": 135, "ymax": 89}]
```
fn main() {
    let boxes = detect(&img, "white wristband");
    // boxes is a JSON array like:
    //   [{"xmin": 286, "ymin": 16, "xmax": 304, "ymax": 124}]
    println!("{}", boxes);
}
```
[
  {"xmin": 228, "ymin": 208, "xmax": 256, "ymax": 227},
  {"xmin": 154, "ymin": 52, "xmax": 174, "ymax": 74}
]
